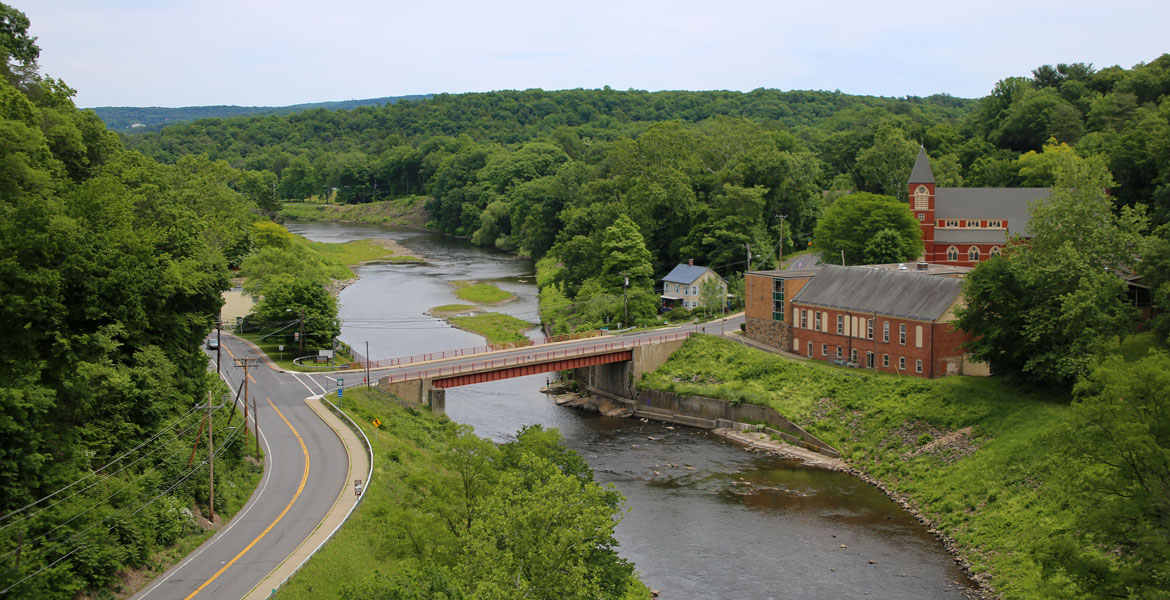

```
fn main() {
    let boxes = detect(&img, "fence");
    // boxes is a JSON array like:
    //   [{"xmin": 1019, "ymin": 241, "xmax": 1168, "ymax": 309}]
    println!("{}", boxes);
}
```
[
  {"xmin": 380, "ymin": 331, "xmax": 692, "ymax": 384},
  {"xmin": 350, "ymin": 329, "xmax": 605, "ymax": 369}
]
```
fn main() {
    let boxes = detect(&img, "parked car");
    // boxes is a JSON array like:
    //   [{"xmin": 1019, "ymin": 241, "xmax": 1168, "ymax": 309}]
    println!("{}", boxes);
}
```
[{"xmin": 206, "ymin": 337, "xmax": 219, "ymax": 350}]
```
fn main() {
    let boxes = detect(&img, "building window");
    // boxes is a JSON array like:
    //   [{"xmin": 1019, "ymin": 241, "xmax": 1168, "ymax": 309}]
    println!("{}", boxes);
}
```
[
  {"xmin": 866, "ymin": 352, "xmax": 874, "ymax": 368},
  {"xmin": 814, "ymin": 312, "xmax": 822, "ymax": 331},
  {"xmin": 914, "ymin": 185, "xmax": 929, "ymax": 210},
  {"xmin": 966, "ymin": 219, "xmax": 981, "ymax": 228},
  {"xmin": 836, "ymin": 315, "xmax": 843, "ymax": 334},
  {"xmin": 990, "ymin": 246, "xmax": 1001, "ymax": 256},
  {"xmin": 822, "ymin": 343, "xmax": 828, "ymax": 356},
  {"xmin": 882, "ymin": 321, "xmax": 890, "ymax": 343},
  {"xmin": 916, "ymin": 359, "xmax": 923, "ymax": 373},
  {"xmin": 867, "ymin": 319, "xmax": 874, "ymax": 340},
  {"xmin": 836, "ymin": 346, "xmax": 842, "ymax": 359},
  {"xmin": 808, "ymin": 342, "xmax": 813, "ymax": 358},
  {"xmin": 882, "ymin": 354, "xmax": 889, "ymax": 367},
  {"xmin": 988, "ymin": 220, "xmax": 1002, "ymax": 228},
  {"xmin": 917, "ymin": 213, "xmax": 925, "ymax": 221},
  {"xmin": 946, "ymin": 246, "xmax": 959, "ymax": 261},
  {"xmin": 899, "ymin": 324, "xmax": 906, "ymax": 345},
  {"xmin": 850, "ymin": 349, "xmax": 858, "ymax": 363},
  {"xmin": 945, "ymin": 219, "xmax": 959, "ymax": 228},
  {"xmin": 800, "ymin": 309, "xmax": 807, "ymax": 329},
  {"xmin": 916, "ymin": 325, "xmax": 924, "ymax": 348},
  {"xmin": 968, "ymin": 246, "xmax": 980, "ymax": 261},
  {"xmin": 899, "ymin": 356, "xmax": 907, "ymax": 370}
]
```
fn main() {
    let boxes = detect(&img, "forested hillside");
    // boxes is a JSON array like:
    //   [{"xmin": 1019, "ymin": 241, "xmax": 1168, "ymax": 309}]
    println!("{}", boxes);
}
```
[
  {"xmin": 122, "ymin": 55, "xmax": 1170, "ymax": 329},
  {"xmin": 91, "ymin": 94, "xmax": 431, "ymax": 132},
  {"xmin": 0, "ymin": 6, "xmax": 261, "ymax": 597}
]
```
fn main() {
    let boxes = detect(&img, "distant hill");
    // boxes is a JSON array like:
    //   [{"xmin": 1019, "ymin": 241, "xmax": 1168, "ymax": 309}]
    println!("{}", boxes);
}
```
[{"xmin": 89, "ymin": 94, "xmax": 432, "ymax": 132}]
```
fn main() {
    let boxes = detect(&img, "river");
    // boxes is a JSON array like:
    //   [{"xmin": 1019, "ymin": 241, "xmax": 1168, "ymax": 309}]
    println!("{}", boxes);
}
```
[{"xmin": 286, "ymin": 221, "xmax": 976, "ymax": 599}]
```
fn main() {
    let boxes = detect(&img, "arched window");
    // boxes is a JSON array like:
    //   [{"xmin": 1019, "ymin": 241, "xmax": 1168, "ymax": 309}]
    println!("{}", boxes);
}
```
[
  {"xmin": 946, "ymin": 246, "xmax": 958, "ymax": 261},
  {"xmin": 913, "ymin": 185, "xmax": 929, "ymax": 210},
  {"xmin": 968, "ymin": 246, "xmax": 981, "ymax": 261},
  {"xmin": 990, "ymin": 246, "xmax": 1001, "ymax": 256}
]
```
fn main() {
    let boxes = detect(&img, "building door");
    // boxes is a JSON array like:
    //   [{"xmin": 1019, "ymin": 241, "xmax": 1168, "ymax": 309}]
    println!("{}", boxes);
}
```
[
  {"xmin": 866, "ymin": 351, "xmax": 874, "ymax": 368},
  {"xmin": 807, "ymin": 342, "xmax": 813, "ymax": 357}
]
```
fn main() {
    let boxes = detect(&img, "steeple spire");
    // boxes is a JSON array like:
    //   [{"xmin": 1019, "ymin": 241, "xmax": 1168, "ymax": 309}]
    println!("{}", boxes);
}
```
[{"xmin": 909, "ymin": 146, "xmax": 934, "ymax": 184}]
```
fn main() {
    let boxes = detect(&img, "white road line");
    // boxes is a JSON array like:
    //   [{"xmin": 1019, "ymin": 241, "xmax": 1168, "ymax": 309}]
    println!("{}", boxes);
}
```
[{"xmin": 135, "ymin": 367, "xmax": 274, "ymax": 599}]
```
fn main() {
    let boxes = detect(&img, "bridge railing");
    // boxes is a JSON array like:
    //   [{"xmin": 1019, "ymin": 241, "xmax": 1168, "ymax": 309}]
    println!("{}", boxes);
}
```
[
  {"xmin": 353, "ymin": 329, "xmax": 605, "ymax": 369},
  {"xmin": 380, "ymin": 331, "xmax": 693, "ymax": 384}
]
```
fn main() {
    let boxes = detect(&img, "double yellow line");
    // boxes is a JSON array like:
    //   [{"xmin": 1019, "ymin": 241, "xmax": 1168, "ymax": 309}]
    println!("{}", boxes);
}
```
[{"xmin": 182, "ymin": 398, "xmax": 309, "ymax": 600}]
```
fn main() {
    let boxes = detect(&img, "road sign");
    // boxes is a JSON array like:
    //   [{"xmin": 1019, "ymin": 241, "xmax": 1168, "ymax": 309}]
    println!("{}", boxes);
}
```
[
  {"xmin": 372, "ymin": 418, "xmax": 382, "ymax": 428},
  {"xmin": 337, "ymin": 378, "xmax": 343, "ymax": 386}
]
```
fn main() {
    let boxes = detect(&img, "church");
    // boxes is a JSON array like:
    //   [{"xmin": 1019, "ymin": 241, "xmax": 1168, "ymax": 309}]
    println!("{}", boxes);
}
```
[{"xmin": 908, "ymin": 147, "xmax": 1050, "ymax": 266}]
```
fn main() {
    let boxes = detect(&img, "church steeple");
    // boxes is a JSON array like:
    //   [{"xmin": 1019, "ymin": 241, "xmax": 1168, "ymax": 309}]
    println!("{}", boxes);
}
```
[{"xmin": 909, "ymin": 146, "xmax": 934, "ymax": 183}]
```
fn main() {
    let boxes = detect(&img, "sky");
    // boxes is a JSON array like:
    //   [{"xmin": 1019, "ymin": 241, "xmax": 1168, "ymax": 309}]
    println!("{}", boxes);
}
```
[{"xmin": 20, "ymin": 0, "xmax": 1170, "ymax": 109}]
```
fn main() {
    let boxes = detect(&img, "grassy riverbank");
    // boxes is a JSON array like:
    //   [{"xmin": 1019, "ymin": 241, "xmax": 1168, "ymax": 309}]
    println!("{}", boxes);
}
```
[
  {"xmin": 275, "ymin": 388, "xmax": 650, "ymax": 600},
  {"xmin": 280, "ymin": 196, "xmax": 429, "ymax": 228},
  {"xmin": 451, "ymin": 280, "xmax": 515, "ymax": 303},
  {"xmin": 306, "ymin": 237, "xmax": 422, "ymax": 265},
  {"xmin": 638, "ymin": 335, "xmax": 1123, "ymax": 599},
  {"xmin": 448, "ymin": 312, "xmax": 534, "ymax": 345}
]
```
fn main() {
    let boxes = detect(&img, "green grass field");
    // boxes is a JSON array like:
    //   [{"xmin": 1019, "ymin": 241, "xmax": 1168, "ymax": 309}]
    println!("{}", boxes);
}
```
[
  {"xmin": 448, "ymin": 312, "xmax": 533, "ymax": 345},
  {"xmin": 638, "ymin": 335, "xmax": 1156, "ymax": 599},
  {"xmin": 450, "ymin": 280, "xmax": 515, "ymax": 304},
  {"xmin": 305, "ymin": 238, "xmax": 421, "ymax": 266},
  {"xmin": 429, "ymin": 303, "xmax": 477, "ymax": 314}
]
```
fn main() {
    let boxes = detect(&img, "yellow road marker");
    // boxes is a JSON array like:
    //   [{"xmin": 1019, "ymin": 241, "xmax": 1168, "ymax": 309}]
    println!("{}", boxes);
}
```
[{"xmin": 183, "ymin": 398, "xmax": 308, "ymax": 600}]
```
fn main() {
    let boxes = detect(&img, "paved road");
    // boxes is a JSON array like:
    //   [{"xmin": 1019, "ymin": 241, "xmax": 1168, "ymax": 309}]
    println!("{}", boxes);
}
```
[
  {"xmin": 133, "ymin": 336, "xmax": 348, "ymax": 600},
  {"xmin": 785, "ymin": 253, "xmax": 822, "ymax": 271}
]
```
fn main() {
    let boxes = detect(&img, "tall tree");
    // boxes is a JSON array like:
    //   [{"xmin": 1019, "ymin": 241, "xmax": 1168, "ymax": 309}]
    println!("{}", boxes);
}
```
[
  {"xmin": 957, "ymin": 145, "xmax": 1144, "ymax": 386},
  {"xmin": 812, "ymin": 192, "xmax": 922, "ymax": 265}
]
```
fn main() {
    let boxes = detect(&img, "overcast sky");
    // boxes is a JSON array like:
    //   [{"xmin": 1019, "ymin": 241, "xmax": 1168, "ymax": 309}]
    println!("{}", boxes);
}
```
[{"xmin": 20, "ymin": 0, "xmax": 1170, "ymax": 108}]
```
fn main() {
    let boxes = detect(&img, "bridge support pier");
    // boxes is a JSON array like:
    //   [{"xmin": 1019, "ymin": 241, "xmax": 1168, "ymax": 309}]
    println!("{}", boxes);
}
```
[{"xmin": 428, "ymin": 387, "xmax": 446, "ymax": 415}]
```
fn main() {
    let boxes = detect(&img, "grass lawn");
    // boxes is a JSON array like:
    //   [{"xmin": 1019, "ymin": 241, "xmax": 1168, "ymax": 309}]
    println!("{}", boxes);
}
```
[
  {"xmin": 450, "ymin": 280, "xmax": 515, "ymax": 304},
  {"xmin": 448, "ymin": 312, "xmax": 533, "ymax": 345},
  {"xmin": 279, "ymin": 196, "xmax": 429, "ymax": 228},
  {"xmin": 638, "ymin": 335, "xmax": 1112, "ymax": 599}
]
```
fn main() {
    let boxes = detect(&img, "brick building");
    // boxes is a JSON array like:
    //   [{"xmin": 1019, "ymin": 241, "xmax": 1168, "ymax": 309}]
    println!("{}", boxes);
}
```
[
  {"xmin": 910, "ymin": 147, "xmax": 1051, "ymax": 266},
  {"xmin": 745, "ymin": 264, "xmax": 981, "ymax": 378}
]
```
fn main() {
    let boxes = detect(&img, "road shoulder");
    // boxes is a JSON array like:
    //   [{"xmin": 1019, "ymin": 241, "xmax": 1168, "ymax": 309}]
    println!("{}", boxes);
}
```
[{"xmin": 242, "ymin": 395, "xmax": 370, "ymax": 600}]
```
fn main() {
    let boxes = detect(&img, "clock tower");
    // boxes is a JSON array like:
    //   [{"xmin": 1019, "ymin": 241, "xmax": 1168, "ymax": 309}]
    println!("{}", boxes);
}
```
[{"xmin": 908, "ymin": 146, "xmax": 935, "ymax": 262}]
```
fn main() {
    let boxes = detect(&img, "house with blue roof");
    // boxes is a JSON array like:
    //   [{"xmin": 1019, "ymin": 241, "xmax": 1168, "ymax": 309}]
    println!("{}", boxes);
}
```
[{"xmin": 661, "ymin": 260, "xmax": 726, "ymax": 311}]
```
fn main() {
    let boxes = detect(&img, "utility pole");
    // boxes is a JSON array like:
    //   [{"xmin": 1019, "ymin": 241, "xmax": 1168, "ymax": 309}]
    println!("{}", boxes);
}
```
[
  {"xmin": 298, "ymin": 309, "xmax": 304, "ymax": 357},
  {"xmin": 215, "ymin": 320, "xmax": 221, "ymax": 376},
  {"xmin": 207, "ymin": 392, "xmax": 214, "ymax": 521},
  {"xmin": 778, "ymin": 214, "xmax": 787, "ymax": 268},
  {"xmin": 746, "ymin": 243, "xmax": 751, "ymax": 272},
  {"xmin": 234, "ymin": 358, "xmax": 258, "ymax": 428},
  {"xmin": 622, "ymin": 273, "xmax": 629, "ymax": 328},
  {"xmin": 253, "ymin": 394, "xmax": 260, "ymax": 456},
  {"xmin": 365, "ymin": 341, "xmax": 371, "ymax": 388}
]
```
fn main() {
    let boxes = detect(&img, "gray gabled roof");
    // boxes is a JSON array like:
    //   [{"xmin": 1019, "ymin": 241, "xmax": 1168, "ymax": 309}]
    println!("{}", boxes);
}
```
[
  {"xmin": 934, "ymin": 187, "xmax": 1050, "ymax": 237},
  {"xmin": 791, "ymin": 265, "xmax": 963, "ymax": 322},
  {"xmin": 662, "ymin": 264, "xmax": 721, "ymax": 285},
  {"xmin": 909, "ymin": 146, "xmax": 934, "ymax": 184}
]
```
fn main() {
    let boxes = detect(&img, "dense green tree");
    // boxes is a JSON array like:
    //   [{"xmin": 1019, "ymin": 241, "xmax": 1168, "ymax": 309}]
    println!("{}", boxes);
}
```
[
  {"xmin": 956, "ymin": 147, "xmax": 1143, "ymax": 386},
  {"xmin": 599, "ymin": 214, "xmax": 654, "ymax": 290},
  {"xmin": 862, "ymin": 228, "xmax": 906, "ymax": 264},
  {"xmin": 250, "ymin": 274, "xmax": 339, "ymax": 350},
  {"xmin": 1040, "ymin": 352, "xmax": 1170, "ymax": 597},
  {"xmin": 854, "ymin": 124, "xmax": 918, "ymax": 201},
  {"xmin": 812, "ymin": 192, "xmax": 922, "ymax": 265}
]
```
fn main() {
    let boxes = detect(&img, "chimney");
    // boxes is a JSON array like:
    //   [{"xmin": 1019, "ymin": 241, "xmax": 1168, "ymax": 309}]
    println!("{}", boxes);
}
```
[
  {"xmin": 916, "ymin": 262, "xmax": 929, "ymax": 271},
  {"xmin": 688, "ymin": 258, "xmax": 694, "ymax": 266}
]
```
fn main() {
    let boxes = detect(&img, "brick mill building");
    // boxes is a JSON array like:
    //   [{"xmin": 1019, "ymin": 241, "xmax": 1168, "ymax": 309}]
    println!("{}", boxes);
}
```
[
  {"xmin": 909, "ymin": 147, "xmax": 1051, "ymax": 266},
  {"xmin": 744, "ymin": 264, "xmax": 984, "ymax": 378}
]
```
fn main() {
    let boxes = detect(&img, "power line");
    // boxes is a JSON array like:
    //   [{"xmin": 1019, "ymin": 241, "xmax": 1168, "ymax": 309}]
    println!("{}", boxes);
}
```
[{"xmin": 1, "ymin": 405, "xmax": 206, "ymax": 529}]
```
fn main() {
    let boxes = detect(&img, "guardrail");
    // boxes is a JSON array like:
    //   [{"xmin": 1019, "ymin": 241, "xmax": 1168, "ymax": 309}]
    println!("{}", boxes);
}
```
[
  {"xmin": 351, "ymin": 330, "xmax": 604, "ymax": 369},
  {"xmin": 381, "ymin": 331, "xmax": 693, "ymax": 384}
]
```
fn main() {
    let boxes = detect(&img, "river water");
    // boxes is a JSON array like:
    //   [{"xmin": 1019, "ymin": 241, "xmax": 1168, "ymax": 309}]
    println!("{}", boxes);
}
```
[{"xmin": 286, "ymin": 221, "xmax": 976, "ymax": 600}]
